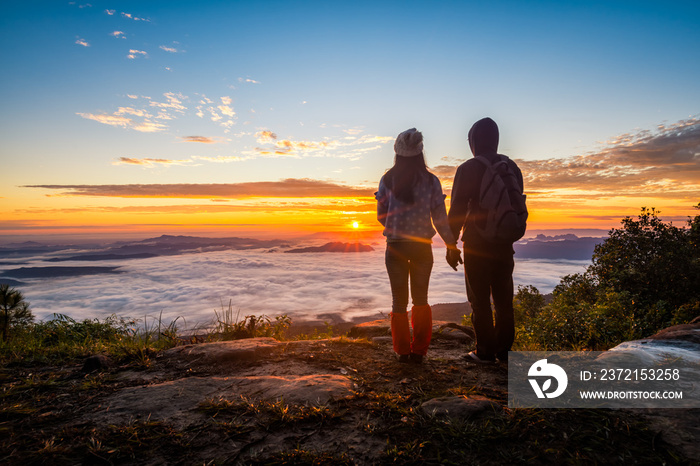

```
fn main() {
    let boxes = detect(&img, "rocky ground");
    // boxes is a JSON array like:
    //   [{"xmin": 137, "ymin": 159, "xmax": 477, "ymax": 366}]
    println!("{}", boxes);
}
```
[{"xmin": 1, "ymin": 313, "xmax": 698, "ymax": 465}]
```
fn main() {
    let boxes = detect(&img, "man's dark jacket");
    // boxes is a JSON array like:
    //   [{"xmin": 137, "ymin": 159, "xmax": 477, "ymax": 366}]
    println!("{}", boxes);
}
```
[{"xmin": 448, "ymin": 117, "xmax": 524, "ymax": 260}]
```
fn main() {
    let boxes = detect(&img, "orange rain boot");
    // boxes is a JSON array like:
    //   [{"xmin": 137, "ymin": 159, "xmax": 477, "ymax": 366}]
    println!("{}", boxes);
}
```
[
  {"xmin": 410, "ymin": 304, "xmax": 432, "ymax": 358},
  {"xmin": 390, "ymin": 312, "xmax": 411, "ymax": 360}
]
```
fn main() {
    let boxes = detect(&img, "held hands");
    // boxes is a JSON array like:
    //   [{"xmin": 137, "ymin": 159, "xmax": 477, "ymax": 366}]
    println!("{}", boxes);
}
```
[{"xmin": 445, "ymin": 245, "xmax": 463, "ymax": 271}]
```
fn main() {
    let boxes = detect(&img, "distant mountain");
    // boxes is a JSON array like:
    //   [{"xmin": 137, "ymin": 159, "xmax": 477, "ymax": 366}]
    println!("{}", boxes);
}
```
[
  {"xmin": 0, "ymin": 244, "xmax": 80, "ymax": 259},
  {"xmin": 110, "ymin": 235, "xmax": 290, "ymax": 256},
  {"xmin": 0, "ymin": 266, "xmax": 122, "ymax": 279},
  {"xmin": 0, "ymin": 278, "xmax": 25, "ymax": 287},
  {"xmin": 285, "ymin": 242, "xmax": 374, "ymax": 253},
  {"xmin": 46, "ymin": 253, "xmax": 158, "ymax": 262}
]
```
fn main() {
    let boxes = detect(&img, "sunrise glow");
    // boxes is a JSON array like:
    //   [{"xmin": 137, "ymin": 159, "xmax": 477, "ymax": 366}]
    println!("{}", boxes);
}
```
[{"xmin": 0, "ymin": 3, "xmax": 698, "ymax": 243}]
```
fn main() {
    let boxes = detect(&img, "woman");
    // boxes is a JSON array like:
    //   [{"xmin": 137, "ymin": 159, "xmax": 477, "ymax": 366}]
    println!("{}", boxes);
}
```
[{"xmin": 376, "ymin": 128, "xmax": 460, "ymax": 363}]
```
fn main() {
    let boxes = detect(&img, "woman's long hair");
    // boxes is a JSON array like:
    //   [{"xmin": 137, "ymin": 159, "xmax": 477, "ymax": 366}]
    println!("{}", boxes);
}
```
[{"xmin": 384, "ymin": 153, "xmax": 430, "ymax": 204}]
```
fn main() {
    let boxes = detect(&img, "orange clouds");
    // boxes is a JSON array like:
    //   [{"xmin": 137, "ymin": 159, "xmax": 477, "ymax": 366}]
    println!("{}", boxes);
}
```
[
  {"xmin": 434, "ymin": 117, "xmax": 700, "ymax": 196},
  {"xmin": 9, "ymin": 179, "xmax": 380, "ymax": 237},
  {"xmin": 252, "ymin": 130, "xmax": 391, "ymax": 159},
  {"xmin": 429, "ymin": 117, "xmax": 700, "ymax": 228},
  {"xmin": 113, "ymin": 157, "xmax": 195, "ymax": 167},
  {"xmin": 23, "ymin": 178, "xmax": 375, "ymax": 199},
  {"xmin": 179, "ymin": 136, "xmax": 216, "ymax": 144}
]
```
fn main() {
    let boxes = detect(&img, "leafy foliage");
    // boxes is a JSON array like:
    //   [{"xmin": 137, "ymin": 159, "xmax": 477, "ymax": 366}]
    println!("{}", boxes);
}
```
[
  {"xmin": 0, "ymin": 284, "xmax": 34, "ymax": 341},
  {"xmin": 517, "ymin": 205, "xmax": 700, "ymax": 350},
  {"xmin": 513, "ymin": 285, "xmax": 545, "ymax": 321},
  {"xmin": 590, "ymin": 206, "xmax": 700, "ymax": 310}
]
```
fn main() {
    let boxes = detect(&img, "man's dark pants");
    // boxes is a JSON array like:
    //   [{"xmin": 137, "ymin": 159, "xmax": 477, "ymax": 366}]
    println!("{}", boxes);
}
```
[{"xmin": 463, "ymin": 250, "xmax": 515, "ymax": 359}]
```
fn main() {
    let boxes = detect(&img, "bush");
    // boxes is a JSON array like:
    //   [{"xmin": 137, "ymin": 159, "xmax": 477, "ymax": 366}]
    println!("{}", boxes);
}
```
[
  {"xmin": 513, "ymin": 285, "xmax": 545, "ymax": 321},
  {"xmin": 590, "ymin": 206, "xmax": 700, "ymax": 310},
  {"xmin": 517, "ymin": 204, "xmax": 700, "ymax": 350}
]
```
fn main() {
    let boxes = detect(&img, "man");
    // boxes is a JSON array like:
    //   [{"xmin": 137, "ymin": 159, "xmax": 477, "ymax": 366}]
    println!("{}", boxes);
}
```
[{"xmin": 446, "ymin": 117, "xmax": 524, "ymax": 363}]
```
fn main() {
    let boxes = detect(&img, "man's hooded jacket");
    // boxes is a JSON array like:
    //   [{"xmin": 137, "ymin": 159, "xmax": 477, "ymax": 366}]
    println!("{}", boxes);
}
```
[{"xmin": 448, "ymin": 117, "xmax": 524, "ymax": 259}]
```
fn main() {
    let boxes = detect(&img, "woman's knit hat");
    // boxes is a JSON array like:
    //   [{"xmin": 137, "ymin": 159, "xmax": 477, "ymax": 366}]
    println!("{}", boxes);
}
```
[{"xmin": 394, "ymin": 128, "xmax": 423, "ymax": 157}]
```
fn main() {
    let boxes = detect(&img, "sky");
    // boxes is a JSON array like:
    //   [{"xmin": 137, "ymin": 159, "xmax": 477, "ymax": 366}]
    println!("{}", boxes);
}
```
[{"xmin": 1, "ymin": 0, "xmax": 699, "ymax": 242}]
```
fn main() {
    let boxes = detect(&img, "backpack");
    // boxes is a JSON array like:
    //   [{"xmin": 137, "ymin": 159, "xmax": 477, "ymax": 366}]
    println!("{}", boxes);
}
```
[{"xmin": 472, "ymin": 155, "xmax": 528, "ymax": 243}]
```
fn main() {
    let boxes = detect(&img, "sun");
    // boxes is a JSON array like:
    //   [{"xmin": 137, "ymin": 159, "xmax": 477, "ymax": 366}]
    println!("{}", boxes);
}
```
[{"xmin": 352, "ymin": 221, "xmax": 360, "ymax": 229}]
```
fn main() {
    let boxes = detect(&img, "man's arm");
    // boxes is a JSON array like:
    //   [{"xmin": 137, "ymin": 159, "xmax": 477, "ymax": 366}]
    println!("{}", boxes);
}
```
[{"xmin": 447, "ymin": 164, "xmax": 469, "ymax": 241}]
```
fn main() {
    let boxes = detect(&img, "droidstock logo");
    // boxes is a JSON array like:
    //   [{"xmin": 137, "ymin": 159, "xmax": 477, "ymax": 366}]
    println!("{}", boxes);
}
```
[{"xmin": 528, "ymin": 359, "xmax": 568, "ymax": 399}]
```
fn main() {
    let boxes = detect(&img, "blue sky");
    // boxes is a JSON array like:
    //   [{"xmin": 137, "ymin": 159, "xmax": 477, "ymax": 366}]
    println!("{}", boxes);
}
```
[{"xmin": 1, "ymin": 0, "xmax": 699, "ymax": 238}]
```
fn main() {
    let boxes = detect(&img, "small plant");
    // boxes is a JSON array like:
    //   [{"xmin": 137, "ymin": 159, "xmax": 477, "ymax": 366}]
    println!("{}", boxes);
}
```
[
  {"xmin": 115, "ymin": 312, "xmax": 183, "ymax": 365},
  {"xmin": 292, "ymin": 321, "xmax": 338, "ymax": 340},
  {"xmin": 212, "ymin": 300, "xmax": 291, "ymax": 341}
]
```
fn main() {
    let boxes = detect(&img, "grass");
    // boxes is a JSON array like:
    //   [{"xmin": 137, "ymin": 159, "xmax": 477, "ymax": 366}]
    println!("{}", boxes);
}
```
[{"xmin": 199, "ymin": 395, "xmax": 340, "ymax": 429}]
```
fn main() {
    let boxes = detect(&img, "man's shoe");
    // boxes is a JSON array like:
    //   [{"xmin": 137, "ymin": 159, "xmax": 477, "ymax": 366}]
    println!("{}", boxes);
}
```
[
  {"xmin": 397, "ymin": 354, "xmax": 411, "ymax": 364},
  {"xmin": 464, "ymin": 350, "xmax": 495, "ymax": 364},
  {"xmin": 409, "ymin": 353, "xmax": 423, "ymax": 364}
]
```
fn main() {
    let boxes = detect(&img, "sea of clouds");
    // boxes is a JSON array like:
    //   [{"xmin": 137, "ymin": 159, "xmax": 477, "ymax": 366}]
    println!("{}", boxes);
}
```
[{"xmin": 3, "ymin": 248, "xmax": 589, "ymax": 329}]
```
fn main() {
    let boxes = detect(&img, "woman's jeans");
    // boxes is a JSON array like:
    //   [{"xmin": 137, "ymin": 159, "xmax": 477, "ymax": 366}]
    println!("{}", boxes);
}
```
[{"xmin": 385, "ymin": 241, "xmax": 434, "ymax": 313}]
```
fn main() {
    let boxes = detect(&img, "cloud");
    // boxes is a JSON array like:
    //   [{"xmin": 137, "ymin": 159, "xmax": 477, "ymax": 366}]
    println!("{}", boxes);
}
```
[
  {"xmin": 23, "ymin": 179, "xmax": 376, "ymax": 199},
  {"xmin": 77, "ymin": 113, "xmax": 165, "ymax": 133},
  {"xmin": 8, "ymin": 244, "xmax": 577, "ymax": 325},
  {"xmin": 77, "ymin": 112, "xmax": 167, "ymax": 133},
  {"xmin": 76, "ymin": 113, "xmax": 132, "ymax": 128},
  {"xmin": 239, "ymin": 77, "xmax": 260, "ymax": 84},
  {"xmin": 256, "ymin": 130, "xmax": 277, "ymax": 142},
  {"xmin": 110, "ymin": 31, "xmax": 125, "ymax": 39},
  {"xmin": 431, "ymin": 165, "xmax": 458, "ymax": 180},
  {"xmin": 193, "ymin": 95, "xmax": 235, "ymax": 129},
  {"xmin": 16, "ymin": 200, "xmax": 377, "ymax": 216},
  {"xmin": 113, "ymin": 157, "xmax": 195, "ymax": 168},
  {"xmin": 105, "ymin": 9, "xmax": 115, "ymax": 15},
  {"xmin": 127, "ymin": 49, "xmax": 148, "ymax": 59},
  {"xmin": 159, "ymin": 45, "xmax": 179, "ymax": 53},
  {"xmin": 179, "ymin": 136, "xmax": 217, "ymax": 144},
  {"xmin": 429, "ymin": 117, "xmax": 700, "ymax": 205},
  {"xmin": 115, "ymin": 107, "xmax": 152, "ymax": 118},
  {"xmin": 75, "ymin": 37, "xmax": 90, "ymax": 47},
  {"xmin": 133, "ymin": 121, "xmax": 168, "ymax": 133},
  {"xmin": 218, "ymin": 96, "xmax": 235, "ymax": 117},
  {"xmin": 250, "ymin": 131, "xmax": 393, "ymax": 160},
  {"xmin": 343, "ymin": 128, "xmax": 364, "ymax": 136},
  {"xmin": 192, "ymin": 156, "xmax": 248, "ymax": 163},
  {"xmin": 254, "ymin": 134, "xmax": 336, "ymax": 158},
  {"xmin": 78, "ymin": 93, "xmax": 192, "ymax": 133},
  {"xmin": 519, "ymin": 117, "xmax": 700, "ymax": 197},
  {"xmin": 121, "ymin": 12, "xmax": 150, "ymax": 21},
  {"xmin": 149, "ymin": 93, "xmax": 187, "ymax": 112}
]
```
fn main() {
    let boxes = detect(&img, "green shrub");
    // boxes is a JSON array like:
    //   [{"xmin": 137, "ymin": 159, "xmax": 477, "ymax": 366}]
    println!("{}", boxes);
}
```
[
  {"xmin": 0, "ymin": 284, "xmax": 34, "ymax": 341},
  {"xmin": 516, "ymin": 204, "xmax": 700, "ymax": 351}
]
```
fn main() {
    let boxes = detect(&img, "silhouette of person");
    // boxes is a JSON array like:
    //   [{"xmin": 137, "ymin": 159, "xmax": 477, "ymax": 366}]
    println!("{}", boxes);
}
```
[
  {"xmin": 376, "ymin": 128, "xmax": 459, "ymax": 364},
  {"xmin": 447, "ymin": 118, "xmax": 524, "ymax": 363}
]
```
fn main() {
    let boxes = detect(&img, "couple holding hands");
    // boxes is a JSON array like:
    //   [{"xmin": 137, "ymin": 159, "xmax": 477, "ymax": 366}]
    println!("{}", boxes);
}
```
[{"xmin": 376, "ymin": 117, "xmax": 526, "ymax": 364}]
